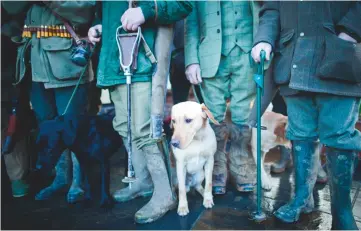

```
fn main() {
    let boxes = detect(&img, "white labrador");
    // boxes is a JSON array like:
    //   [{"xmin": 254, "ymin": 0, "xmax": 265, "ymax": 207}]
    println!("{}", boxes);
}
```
[{"xmin": 170, "ymin": 101, "xmax": 218, "ymax": 216}]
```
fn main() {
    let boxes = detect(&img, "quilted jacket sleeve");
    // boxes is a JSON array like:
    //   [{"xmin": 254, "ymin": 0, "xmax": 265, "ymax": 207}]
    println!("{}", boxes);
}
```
[
  {"xmin": 253, "ymin": 1, "xmax": 280, "ymax": 49},
  {"xmin": 138, "ymin": 1, "xmax": 193, "ymax": 25}
]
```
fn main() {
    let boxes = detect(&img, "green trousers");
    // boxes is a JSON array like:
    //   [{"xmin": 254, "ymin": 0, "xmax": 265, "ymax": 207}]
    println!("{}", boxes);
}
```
[
  {"xmin": 110, "ymin": 82, "xmax": 154, "ymax": 149},
  {"xmin": 200, "ymin": 46, "xmax": 256, "ymax": 124},
  {"xmin": 199, "ymin": 46, "xmax": 257, "ymax": 185}
]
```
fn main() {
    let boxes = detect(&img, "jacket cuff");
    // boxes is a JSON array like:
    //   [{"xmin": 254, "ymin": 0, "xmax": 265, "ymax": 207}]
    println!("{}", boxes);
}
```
[
  {"xmin": 253, "ymin": 37, "xmax": 275, "ymax": 50},
  {"xmin": 139, "ymin": 2, "xmax": 156, "ymax": 22},
  {"xmin": 185, "ymin": 57, "xmax": 200, "ymax": 68}
]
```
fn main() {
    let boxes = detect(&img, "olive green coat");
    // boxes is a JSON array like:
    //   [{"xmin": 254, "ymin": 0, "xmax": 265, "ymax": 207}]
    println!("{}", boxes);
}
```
[{"xmin": 2, "ymin": 1, "xmax": 96, "ymax": 88}]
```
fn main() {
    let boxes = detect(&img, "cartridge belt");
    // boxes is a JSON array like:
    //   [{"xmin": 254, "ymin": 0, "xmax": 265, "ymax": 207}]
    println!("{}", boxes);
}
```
[{"xmin": 22, "ymin": 25, "xmax": 72, "ymax": 38}]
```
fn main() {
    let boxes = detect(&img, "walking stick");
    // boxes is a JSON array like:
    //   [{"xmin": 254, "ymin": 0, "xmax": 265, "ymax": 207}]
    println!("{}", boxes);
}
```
[
  {"xmin": 116, "ymin": 26, "xmax": 142, "ymax": 185},
  {"xmin": 252, "ymin": 50, "xmax": 267, "ymax": 222}
]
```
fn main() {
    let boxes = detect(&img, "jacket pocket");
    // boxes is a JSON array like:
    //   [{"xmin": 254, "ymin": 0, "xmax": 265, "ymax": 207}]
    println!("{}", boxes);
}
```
[
  {"xmin": 273, "ymin": 29, "xmax": 295, "ymax": 84},
  {"xmin": 316, "ymin": 35, "xmax": 361, "ymax": 83},
  {"xmin": 41, "ymin": 37, "xmax": 84, "ymax": 81}
]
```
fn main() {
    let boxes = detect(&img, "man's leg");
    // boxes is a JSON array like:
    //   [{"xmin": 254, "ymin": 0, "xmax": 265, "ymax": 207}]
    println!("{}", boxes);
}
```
[
  {"xmin": 317, "ymin": 95, "xmax": 361, "ymax": 230},
  {"xmin": 228, "ymin": 47, "xmax": 257, "ymax": 192},
  {"xmin": 30, "ymin": 82, "xmax": 71, "ymax": 201},
  {"xmin": 3, "ymin": 136, "xmax": 29, "ymax": 197},
  {"xmin": 274, "ymin": 94, "xmax": 319, "ymax": 223},
  {"xmin": 1, "ymin": 99, "xmax": 30, "ymax": 198},
  {"xmin": 55, "ymin": 83, "xmax": 90, "ymax": 203},
  {"xmin": 110, "ymin": 82, "xmax": 175, "ymax": 223},
  {"xmin": 35, "ymin": 83, "xmax": 89, "ymax": 202},
  {"xmin": 199, "ymin": 64, "xmax": 229, "ymax": 194}
]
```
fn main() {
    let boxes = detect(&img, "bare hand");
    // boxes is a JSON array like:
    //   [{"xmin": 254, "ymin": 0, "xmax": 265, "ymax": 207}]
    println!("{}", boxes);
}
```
[
  {"xmin": 121, "ymin": 7, "xmax": 145, "ymax": 31},
  {"xmin": 88, "ymin": 24, "xmax": 102, "ymax": 45},
  {"xmin": 185, "ymin": 64, "xmax": 202, "ymax": 85},
  {"xmin": 338, "ymin": 32, "xmax": 357, "ymax": 43},
  {"xmin": 251, "ymin": 42, "xmax": 272, "ymax": 63}
]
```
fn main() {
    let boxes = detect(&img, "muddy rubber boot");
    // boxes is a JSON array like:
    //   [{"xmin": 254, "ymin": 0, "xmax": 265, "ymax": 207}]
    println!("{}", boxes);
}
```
[
  {"xmin": 35, "ymin": 150, "xmax": 71, "ymax": 200},
  {"xmin": 271, "ymin": 146, "xmax": 292, "ymax": 174},
  {"xmin": 135, "ymin": 143, "xmax": 177, "ymax": 224},
  {"xmin": 113, "ymin": 139, "xmax": 153, "ymax": 202},
  {"xmin": 325, "ymin": 147, "xmax": 359, "ymax": 230},
  {"xmin": 67, "ymin": 152, "xmax": 85, "ymax": 203},
  {"xmin": 274, "ymin": 140, "xmax": 319, "ymax": 223},
  {"xmin": 210, "ymin": 123, "xmax": 229, "ymax": 195},
  {"xmin": 229, "ymin": 124, "xmax": 256, "ymax": 192}
]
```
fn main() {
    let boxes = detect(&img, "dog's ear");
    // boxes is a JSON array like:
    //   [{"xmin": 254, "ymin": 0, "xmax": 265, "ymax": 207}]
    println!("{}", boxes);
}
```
[{"xmin": 201, "ymin": 103, "xmax": 220, "ymax": 125}]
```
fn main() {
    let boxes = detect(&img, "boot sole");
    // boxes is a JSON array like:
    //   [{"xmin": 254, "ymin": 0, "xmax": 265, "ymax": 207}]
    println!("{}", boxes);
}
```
[
  {"xmin": 113, "ymin": 190, "xmax": 153, "ymax": 203},
  {"xmin": 212, "ymin": 186, "xmax": 226, "ymax": 195},
  {"xmin": 236, "ymin": 183, "xmax": 255, "ymax": 192},
  {"xmin": 134, "ymin": 201, "xmax": 177, "ymax": 224},
  {"xmin": 274, "ymin": 207, "xmax": 314, "ymax": 223}
]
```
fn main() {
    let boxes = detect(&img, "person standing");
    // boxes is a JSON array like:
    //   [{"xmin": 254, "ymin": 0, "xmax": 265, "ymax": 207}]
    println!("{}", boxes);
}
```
[
  {"xmin": 88, "ymin": 1, "xmax": 192, "ymax": 223},
  {"xmin": 2, "ymin": 1, "xmax": 96, "ymax": 203},
  {"xmin": 184, "ymin": 1, "xmax": 271, "ymax": 194},
  {"xmin": 252, "ymin": 1, "xmax": 361, "ymax": 229}
]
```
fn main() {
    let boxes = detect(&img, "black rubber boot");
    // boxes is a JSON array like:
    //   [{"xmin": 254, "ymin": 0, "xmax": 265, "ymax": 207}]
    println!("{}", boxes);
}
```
[
  {"xmin": 325, "ymin": 147, "xmax": 359, "ymax": 230},
  {"xmin": 274, "ymin": 140, "xmax": 319, "ymax": 223}
]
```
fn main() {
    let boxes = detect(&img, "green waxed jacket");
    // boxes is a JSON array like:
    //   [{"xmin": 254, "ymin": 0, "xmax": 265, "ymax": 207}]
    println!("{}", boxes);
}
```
[
  {"xmin": 95, "ymin": 1, "xmax": 193, "ymax": 88},
  {"xmin": 2, "ymin": 1, "xmax": 96, "ymax": 88}
]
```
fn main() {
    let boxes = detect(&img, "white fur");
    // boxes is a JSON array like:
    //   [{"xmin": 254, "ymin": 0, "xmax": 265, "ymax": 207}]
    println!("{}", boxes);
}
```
[{"xmin": 171, "ymin": 101, "xmax": 217, "ymax": 216}]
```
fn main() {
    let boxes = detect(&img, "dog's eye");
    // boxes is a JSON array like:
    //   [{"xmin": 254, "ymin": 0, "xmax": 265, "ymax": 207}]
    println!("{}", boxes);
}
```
[
  {"xmin": 185, "ymin": 118, "xmax": 192, "ymax": 123},
  {"xmin": 172, "ymin": 119, "xmax": 176, "ymax": 124}
]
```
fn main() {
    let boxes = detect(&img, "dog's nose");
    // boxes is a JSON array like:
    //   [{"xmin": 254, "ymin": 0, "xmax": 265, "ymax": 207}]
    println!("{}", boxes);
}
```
[{"xmin": 171, "ymin": 139, "xmax": 180, "ymax": 148}]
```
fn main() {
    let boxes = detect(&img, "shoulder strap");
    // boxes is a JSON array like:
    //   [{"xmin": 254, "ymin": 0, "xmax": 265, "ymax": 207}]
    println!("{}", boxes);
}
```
[{"xmin": 48, "ymin": 8, "xmax": 82, "ymax": 45}]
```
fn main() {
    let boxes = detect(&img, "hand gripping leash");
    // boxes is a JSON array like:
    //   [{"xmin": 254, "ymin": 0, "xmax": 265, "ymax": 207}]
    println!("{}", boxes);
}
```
[
  {"xmin": 116, "ymin": 25, "xmax": 142, "ymax": 185},
  {"xmin": 252, "ymin": 50, "xmax": 267, "ymax": 222}
]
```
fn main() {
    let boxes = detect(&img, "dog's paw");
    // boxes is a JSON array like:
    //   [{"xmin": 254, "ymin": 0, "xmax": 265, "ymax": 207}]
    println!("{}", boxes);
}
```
[
  {"xmin": 262, "ymin": 180, "xmax": 272, "ymax": 191},
  {"xmin": 177, "ymin": 205, "xmax": 189, "ymax": 216},
  {"xmin": 203, "ymin": 198, "xmax": 214, "ymax": 209}
]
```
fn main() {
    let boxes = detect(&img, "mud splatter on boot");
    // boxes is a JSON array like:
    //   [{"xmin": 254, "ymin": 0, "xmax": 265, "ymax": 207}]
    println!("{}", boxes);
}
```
[
  {"xmin": 325, "ymin": 147, "xmax": 358, "ymax": 230},
  {"xmin": 134, "ymin": 143, "xmax": 177, "ymax": 224},
  {"xmin": 113, "ymin": 139, "xmax": 153, "ymax": 202},
  {"xmin": 274, "ymin": 140, "xmax": 319, "ymax": 223},
  {"xmin": 229, "ymin": 124, "xmax": 256, "ymax": 192},
  {"xmin": 210, "ymin": 123, "xmax": 229, "ymax": 195}
]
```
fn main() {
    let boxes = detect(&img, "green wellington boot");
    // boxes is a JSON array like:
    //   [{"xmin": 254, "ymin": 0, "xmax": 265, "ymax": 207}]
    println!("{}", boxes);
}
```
[
  {"xmin": 325, "ymin": 147, "xmax": 359, "ymax": 230},
  {"xmin": 274, "ymin": 140, "xmax": 319, "ymax": 223}
]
